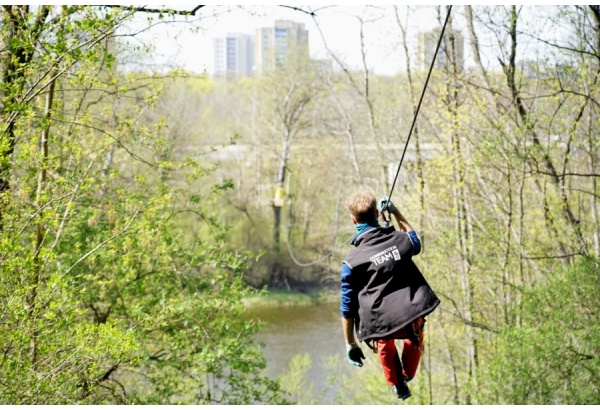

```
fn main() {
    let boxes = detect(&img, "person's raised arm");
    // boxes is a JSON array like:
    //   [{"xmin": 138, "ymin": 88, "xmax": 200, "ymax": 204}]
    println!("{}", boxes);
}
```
[{"xmin": 390, "ymin": 208, "xmax": 413, "ymax": 232}]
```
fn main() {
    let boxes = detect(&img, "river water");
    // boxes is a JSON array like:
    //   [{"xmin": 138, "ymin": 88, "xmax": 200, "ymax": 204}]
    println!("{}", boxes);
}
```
[{"xmin": 250, "ymin": 301, "xmax": 352, "ymax": 404}]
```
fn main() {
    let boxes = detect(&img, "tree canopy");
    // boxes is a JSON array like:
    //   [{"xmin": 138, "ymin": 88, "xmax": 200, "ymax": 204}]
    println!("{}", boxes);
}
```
[{"xmin": 0, "ymin": 5, "xmax": 598, "ymax": 405}]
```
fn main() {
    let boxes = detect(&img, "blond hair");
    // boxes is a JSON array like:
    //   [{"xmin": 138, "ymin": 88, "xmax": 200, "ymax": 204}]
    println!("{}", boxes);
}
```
[{"xmin": 347, "ymin": 188, "xmax": 377, "ymax": 223}]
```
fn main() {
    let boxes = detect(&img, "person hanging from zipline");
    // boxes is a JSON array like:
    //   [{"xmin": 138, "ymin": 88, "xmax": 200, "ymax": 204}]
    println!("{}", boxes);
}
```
[{"xmin": 340, "ymin": 188, "xmax": 440, "ymax": 400}]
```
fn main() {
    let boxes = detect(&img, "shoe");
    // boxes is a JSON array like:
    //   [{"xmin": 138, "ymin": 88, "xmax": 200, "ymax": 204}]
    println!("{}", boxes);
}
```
[{"xmin": 393, "ymin": 380, "xmax": 412, "ymax": 400}]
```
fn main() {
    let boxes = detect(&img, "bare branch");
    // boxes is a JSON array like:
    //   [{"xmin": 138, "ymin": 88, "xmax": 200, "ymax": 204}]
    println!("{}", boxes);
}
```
[
  {"xmin": 566, "ymin": 345, "xmax": 596, "ymax": 361},
  {"xmin": 15, "ymin": 193, "xmax": 72, "ymax": 237},
  {"xmin": 436, "ymin": 292, "xmax": 499, "ymax": 334},
  {"xmin": 102, "ymin": 5, "xmax": 205, "ymax": 16},
  {"xmin": 517, "ymin": 29, "xmax": 599, "ymax": 58},
  {"xmin": 31, "ymin": 111, "xmax": 172, "ymax": 171},
  {"xmin": 311, "ymin": 14, "xmax": 361, "ymax": 93},
  {"xmin": 278, "ymin": 5, "xmax": 315, "ymax": 16},
  {"xmin": 63, "ymin": 207, "xmax": 141, "ymax": 276},
  {"xmin": 523, "ymin": 252, "xmax": 583, "ymax": 260},
  {"xmin": 51, "ymin": 153, "xmax": 102, "ymax": 251},
  {"xmin": 96, "ymin": 363, "xmax": 120, "ymax": 383},
  {"xmin": 568, "ymin": 187, "xmax": 600, "ymax": 199},
  {"xmin": 310, "ymin": 5, "xmax": 336, "ymax": 14}
]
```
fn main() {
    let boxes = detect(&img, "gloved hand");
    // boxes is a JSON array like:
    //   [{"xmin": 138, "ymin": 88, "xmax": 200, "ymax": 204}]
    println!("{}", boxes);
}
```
[
  {"xmin": 346, "ymin": 342, "xmax": 365, "ymax": 367},
  {"xmin": 379, "ymin": 196, "xmax": 398, "ymax": 213}
]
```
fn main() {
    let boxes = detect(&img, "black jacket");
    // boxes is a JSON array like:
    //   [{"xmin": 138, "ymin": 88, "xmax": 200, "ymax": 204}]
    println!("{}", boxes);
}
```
[{"xmin": 343, "ymin": 226, "xmax": 440, "ymax": 342}]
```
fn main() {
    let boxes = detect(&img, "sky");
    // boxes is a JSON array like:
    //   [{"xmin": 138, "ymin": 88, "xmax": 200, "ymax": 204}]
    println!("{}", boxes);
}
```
[
  {"xmin": 120, "ymin": 3, "xmax": 573, "ymax": 76},
  {"xmin": 125, "ymin": 4, "xmax": 461, "ymax": 76}
]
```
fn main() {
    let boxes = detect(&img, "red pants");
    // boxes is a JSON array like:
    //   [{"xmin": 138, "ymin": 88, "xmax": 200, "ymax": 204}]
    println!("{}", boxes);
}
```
[{"xmin": 376, "ymin": 317, "xmax": 424, "ymax": 386}]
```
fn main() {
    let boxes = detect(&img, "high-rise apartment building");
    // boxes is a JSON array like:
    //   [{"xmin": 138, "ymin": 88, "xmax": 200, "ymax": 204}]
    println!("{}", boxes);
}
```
[
  {"xmin": 213, "ymin": 33, "xmax": 254, "ymax": 81},
  {"xmin": 254, "ymin": 20, "xmax": 309, "ymax": 74},
  {"xmin": 417, "ymin": 29, "xmax": 464, "ymax": 72}
]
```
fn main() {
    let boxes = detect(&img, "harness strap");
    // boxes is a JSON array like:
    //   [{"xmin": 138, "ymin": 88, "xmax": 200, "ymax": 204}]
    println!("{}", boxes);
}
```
[
  {"xmin": 365, "ymin": 339, "xmax": 377, "ymax": 353},
  {"xmin": 366, "ymin": 317, "xmax": 427, "ymax": 354}
]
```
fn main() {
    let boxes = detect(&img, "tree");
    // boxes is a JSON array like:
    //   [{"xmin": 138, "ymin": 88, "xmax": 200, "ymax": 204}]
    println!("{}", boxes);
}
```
[
  {"xmin": 255, "ymin": 55, "xmax": 326, "ymax": 287},
  {"xmin": 483, "ymin": 257, "xmax": 599, "ymax": 404},
  {"xmin": 0, "ymin": 6, "xmax": 288, "ymax": 404}
]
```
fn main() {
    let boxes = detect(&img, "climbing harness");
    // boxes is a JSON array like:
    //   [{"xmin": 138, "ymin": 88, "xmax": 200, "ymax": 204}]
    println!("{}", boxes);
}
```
[
  {"xmin": 364, "ymin": 317, "xmax": 426, "ymax": 354},
  {"xmin": 381, "ymin": 5, "xmax": 453, "ymax": 225},
  {"xmin": 287, "ymin": 6, "xmax": 453, "ymax": 265}
]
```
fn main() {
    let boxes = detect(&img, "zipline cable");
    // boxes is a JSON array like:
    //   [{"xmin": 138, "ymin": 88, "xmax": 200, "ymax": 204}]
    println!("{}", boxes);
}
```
[
  {"xmin": 287, "ymin": 6, "xmax": 452, "ymax": 267},
  {"xmin": 286, "ymin": 232, "xmax": 355, "ymax": 267},
  {"xmin": 385, "ymin": 5, "xmax": 452, "ymax": 206}
]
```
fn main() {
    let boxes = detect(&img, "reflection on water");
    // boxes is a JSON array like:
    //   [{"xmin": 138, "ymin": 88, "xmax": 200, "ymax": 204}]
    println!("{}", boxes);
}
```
[{"xmin": 250, "ymin": 302, "xmax": 352, "ymax": 403}]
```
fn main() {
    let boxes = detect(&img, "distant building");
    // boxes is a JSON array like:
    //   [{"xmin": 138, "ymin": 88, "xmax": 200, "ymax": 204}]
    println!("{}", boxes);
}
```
[
  {"xmin": 417, "ymin": 28, "xmax": 464, "ymax": 72},
  {"xmin": 213, "ymin": 33, "xmax": 254, "ymax": 81},
  {"xmin": 213, "ymin": 21, "xmax": 310, "ymax": 79},
  {"xmin": 254, "ymin": 20, "xmax": 309, "ymax": 74}
]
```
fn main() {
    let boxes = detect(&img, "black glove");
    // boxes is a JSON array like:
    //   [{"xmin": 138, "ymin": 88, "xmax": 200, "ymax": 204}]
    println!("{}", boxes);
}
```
[
  {"xmin": 346, "ymin": 342, "xmax": 365, "ymax": 367},
  {"xmin": 379, "ymin": 196, "xmax": 398, "ymax": 213}
]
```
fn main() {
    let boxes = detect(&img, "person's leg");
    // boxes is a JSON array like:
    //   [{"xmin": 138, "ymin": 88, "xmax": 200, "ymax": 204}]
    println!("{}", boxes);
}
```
[
  {"xmin": 378, "ymin": 337, "xmax": 411, "ymax": 400},
  {"xmin": 401, "ymin": 317, "xmax": 425, "ymax": 381},
  {"xmin": 377, "ymin": 339, "xmax": 401, "ymax": 386}
]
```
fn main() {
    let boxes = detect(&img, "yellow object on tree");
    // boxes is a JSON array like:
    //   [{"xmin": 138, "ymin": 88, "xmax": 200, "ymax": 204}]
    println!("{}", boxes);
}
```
[{"xmin": 273, "ymin": 187, "xmax": 285, "ymax": 207}]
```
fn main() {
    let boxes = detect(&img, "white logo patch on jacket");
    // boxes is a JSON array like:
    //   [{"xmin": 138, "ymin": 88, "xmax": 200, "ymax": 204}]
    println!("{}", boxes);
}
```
[{"xmin": 369, "ymin": 245, "xmax": 401, "ymax": 266}]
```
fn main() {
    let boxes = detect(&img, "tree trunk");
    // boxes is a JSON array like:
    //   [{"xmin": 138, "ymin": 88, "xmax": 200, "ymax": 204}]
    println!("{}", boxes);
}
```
[
  {"xmin": 358, "ymin": 16, "xmax": 387, "ymax": 191},
  {"xmin": 30, "ymin": 67, "xmax": 57, "ymax": 367},
  {"xmin": 501, "ymin": 5, "xmax": 588, "ymax": 257},
  {"xmin": 441, "ymin": 319, "xmax": 460, "ymax": 404},
  {"xmin": 444, "ymin": 7, "xmax": 479, "ymax": 403},
  {"xmin": 270, "ymin": 134, "xmax": 290, "ymax": 286},
  {"xmin": 395, "ymin": 6, "xmax": 426, "ymax": 239},
  {"xmin": 0, "ymin": 6, "xmax": 51, "ymax": 229},
  {"xmin": 333, "ymin": 94, "xmax": 363, "ymax": 184}
]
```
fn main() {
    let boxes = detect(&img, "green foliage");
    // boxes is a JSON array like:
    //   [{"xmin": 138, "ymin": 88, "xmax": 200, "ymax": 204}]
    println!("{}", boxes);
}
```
[
  {"xmin": 328, "ymin": 354, "xmax": 398, "ymax": 405},
  {"xmin": 480, "ymin": 257, "xmax": 600, "ymax": 404},
  {"xmin": 1, "ymin": 4, "xmax": 599, "ymax": 406},
  {"xmin": 278, "ymin": 353, "xmax": 353, "ymax": 405},
  {"xmin": 0, "ymin": 6, "xmax": 287, "ymax": 404},
  {"xmin": 278, "ymin": 353, "xmax": 317, "ymax": 404},
  {"xmin": 244, "ymin": 289, "xmax": 338, "ymax": 308},
  {"xmin": 0, "ymin": 267, "xmax": 139, "ymax": 404}
]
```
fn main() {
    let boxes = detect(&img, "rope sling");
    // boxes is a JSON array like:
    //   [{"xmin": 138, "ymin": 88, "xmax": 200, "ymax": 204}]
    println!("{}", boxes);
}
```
[{"xmin": 287, "ymin": 6, "xmax": 453, "ymax": 267}]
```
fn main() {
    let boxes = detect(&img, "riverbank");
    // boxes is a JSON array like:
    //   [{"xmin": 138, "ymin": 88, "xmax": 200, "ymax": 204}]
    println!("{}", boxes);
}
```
[{"xmin": 244, "ymin": 288, "xmax": 338, "ymax": 308}]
